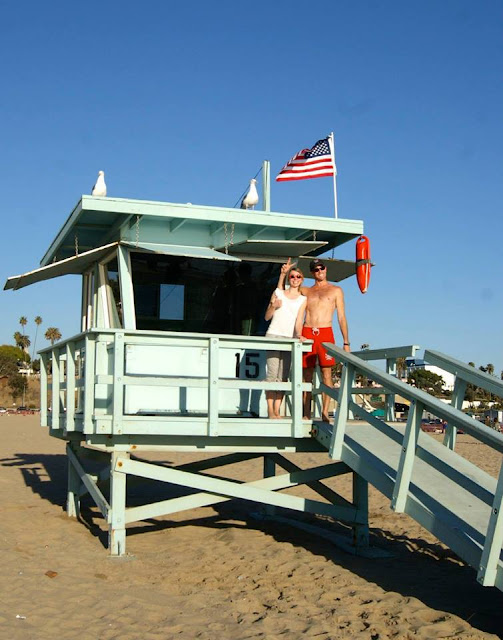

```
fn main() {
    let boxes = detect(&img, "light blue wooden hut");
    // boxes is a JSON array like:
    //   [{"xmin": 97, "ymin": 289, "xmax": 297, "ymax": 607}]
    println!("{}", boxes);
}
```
[{"xmin": 5, "ymin": 174, "xmax": 503, "ymax": 591}]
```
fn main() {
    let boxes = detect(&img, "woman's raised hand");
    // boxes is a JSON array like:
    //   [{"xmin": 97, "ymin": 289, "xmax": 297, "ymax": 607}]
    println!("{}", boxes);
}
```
[{"xmin": 280, "ymin": 257, "xmax": 292, "ymax": 276}]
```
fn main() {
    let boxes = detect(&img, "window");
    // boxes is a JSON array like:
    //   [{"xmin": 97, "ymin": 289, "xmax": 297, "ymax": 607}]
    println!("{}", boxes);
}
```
[
  {"xmin": 160, "ymin": 284, "xmax": 185, "ymax": 320},
  {"xmin": 130, "ymin": 252, "xmax": 277, "ymax": 335},
  {"xmin": 104, "ymin": 258, "xmax": 122, "ymax": 328}
]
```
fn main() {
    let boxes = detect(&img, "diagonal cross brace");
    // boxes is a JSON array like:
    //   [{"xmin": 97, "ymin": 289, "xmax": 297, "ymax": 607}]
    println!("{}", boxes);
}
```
[
  {"xmin": 116, "ymin": 458, "xmax": 364, "ymax": 525},
  {"xmin": 270, "ymin": 453, "xmax": 353, "ymax": 508},
  {"xmin": 67, "ymin": 444, "xmax": 110, "ymax": 519}
]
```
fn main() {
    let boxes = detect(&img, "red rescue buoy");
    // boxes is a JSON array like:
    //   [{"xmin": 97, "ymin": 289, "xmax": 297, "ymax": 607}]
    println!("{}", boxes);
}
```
[{"xmin": 356, "ymin": 235, "xmax": 371, "ymax": 294}]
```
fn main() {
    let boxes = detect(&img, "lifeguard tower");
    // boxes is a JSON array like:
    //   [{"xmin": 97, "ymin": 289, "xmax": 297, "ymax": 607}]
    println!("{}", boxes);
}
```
[{"xmin": 6, "ymin": 169, "xmax": 503, "ymax": 591}]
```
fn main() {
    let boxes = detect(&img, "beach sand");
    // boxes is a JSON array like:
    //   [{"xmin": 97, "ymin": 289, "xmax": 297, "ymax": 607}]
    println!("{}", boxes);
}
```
[{"xmin": 0, "ymin": 414, "xmax": 501, "ymax": 639}]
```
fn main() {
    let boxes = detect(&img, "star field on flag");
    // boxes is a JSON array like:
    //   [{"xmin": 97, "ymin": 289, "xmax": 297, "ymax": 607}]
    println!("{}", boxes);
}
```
[{"xmin": 276, "ymin": 137, "xmax": 336, "ymax": 182}]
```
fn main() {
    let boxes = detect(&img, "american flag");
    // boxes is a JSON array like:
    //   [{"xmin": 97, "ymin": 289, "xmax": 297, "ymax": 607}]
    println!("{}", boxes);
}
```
[{"xmin": 276, "ymin": 137, "xmax": 336, "ymax": 182}]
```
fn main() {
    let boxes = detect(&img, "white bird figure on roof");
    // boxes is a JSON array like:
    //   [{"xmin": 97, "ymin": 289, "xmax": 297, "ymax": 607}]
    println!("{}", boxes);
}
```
[
  {"xmin": 91, "ymin": 171, "xmax": 107, "ymax": 197},
  {"xmin": 240, "ymin": 178, "xmax": 259, "ymax": 210}
]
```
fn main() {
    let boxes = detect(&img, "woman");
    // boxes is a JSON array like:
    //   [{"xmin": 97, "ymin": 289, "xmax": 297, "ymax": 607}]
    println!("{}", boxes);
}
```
[{"xmin": 264, "ymin": 259, "xmax": 306, "ymax": 418}]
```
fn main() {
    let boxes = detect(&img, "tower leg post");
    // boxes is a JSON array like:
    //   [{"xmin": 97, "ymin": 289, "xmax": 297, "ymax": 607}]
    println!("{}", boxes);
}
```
[
  {"xmin": 263, "ymin": 455, "xmax": 276, "ymax": 516},
  {"xmin": 66, "ymin": 443, "xmax": 81, "ymax": 518},
  {"xmin": 109, "ymin": 451, "xmax": 129, "ymax": 556},
  {"xmin": 352, "ymin": 472, "xmax": 369, "ymax": 549}
]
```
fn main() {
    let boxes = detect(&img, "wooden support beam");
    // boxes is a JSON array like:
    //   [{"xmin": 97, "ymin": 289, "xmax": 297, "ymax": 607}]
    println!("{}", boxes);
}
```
[
  {"xmin": 444, "ymin": 377, "xmax": 467, "ymax": 450},
  {"xmin": 208, "ymin": 337, "xmax": 219, "ymax": 436},
  {"xmin": 291, "ymin": 342, "xmax": 304, "ymax": 437},
  {"xmin": 51, "ymin": 349, "xmax": 60, "ymax": 430},
  {"xmin": 169, "ymin": 218, "xmax": 186, "ymax": 232},
  {"xmin": 109, "ymin": 451, "xmax": 128, "ymax": 556},
  {"xmin": 65, "ymin": 342, "xmax": 76, "ymax": 431},
  {"xmin": 66, "ymin": 443, "xmax": 81, "ymax": 518},
  {"xmin": 385, "ymin": 358, "xmax": 396, "ymax": 421},
  {"xmin": 112, "ymin": 333, "xmax": 125, "ymax": 435},
  {"xmin": 352, "ymin": 472, "xmax": 369, "ymax": 548},
  {"xmin": 271, "ymin": 454, "xmax": 352, "ymax": 507},
  {"xmin": 118, "ymin": 458, "xmax": 363, "ymax": 525},
  {"xmin": 66, "ymin": 443, "xmax": 110, "ymax": 518},
  {"xmin": 329, "ymin": 364, "xmax": 355, "ymax": 459},
  {"xmin": 83, "ymin": 335, "xmax": 96, "ymax": 433},
  {"xmin": 391, "ymin": 399, "xmax": 423, "ymax": 512},
  {"xmin": 40, "ymin": 352, "xmax": 49, "ymax": 427},
  {"xmin": 117, "ymin": 245, "xmax": 136, "ymax": 329},
  {"xmin": 478, "ymin": 462, "xmax": 503, "ymax": 586},
  {"xmin": 176, "ymin": 452, "xmax": 263, "ymax": 473},
  {"xmin": 102, "ymin": 214, "xmax": 134, "ymax": 243},
  {"xmin": 263, "ymin": 455, "xmax": 276, "ymax": 516}
]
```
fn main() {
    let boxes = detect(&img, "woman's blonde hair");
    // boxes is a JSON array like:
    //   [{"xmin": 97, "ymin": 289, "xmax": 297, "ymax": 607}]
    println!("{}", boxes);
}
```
[{"xmin": 287, "ymin": 267, "xmax": 304, "ymax": 287}]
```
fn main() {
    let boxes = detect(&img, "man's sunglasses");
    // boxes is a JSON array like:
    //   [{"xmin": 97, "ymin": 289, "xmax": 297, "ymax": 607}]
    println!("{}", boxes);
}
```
[{"xmin": 312, "ymin": 266, "xmax": 326, "ymax": 273}]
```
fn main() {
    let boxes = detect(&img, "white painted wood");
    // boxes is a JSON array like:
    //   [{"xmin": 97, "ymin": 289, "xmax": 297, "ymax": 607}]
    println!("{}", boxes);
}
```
[
  {"xmin": 391, "ymin": 400, "xmax": 423, "ymax": 512},
  {"xmin": 329, "ymin": 364, "xmax": 354, "ymax": 459},
  {"xmin": 478, "ymin": 463, "xmax": 503, "ymax": 586},
  {"xmin": 109, "ymin": 451, "xmax": 128, "ymax": 556}
]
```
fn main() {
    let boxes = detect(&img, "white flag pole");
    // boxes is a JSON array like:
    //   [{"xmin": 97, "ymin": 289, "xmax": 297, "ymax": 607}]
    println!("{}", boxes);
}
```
[{"xmin": 329, "ymin": 132, "xmax": 338, "ymax": 219}]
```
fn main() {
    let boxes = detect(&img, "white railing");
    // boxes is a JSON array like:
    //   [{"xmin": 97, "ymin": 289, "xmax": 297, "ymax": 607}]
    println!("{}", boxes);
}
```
[
  {"xmin": 318, "ymin": 344, "xmax": 503, "ymax": 588},
  {"xmin": 39, "ymin": 329, "xmax": 312, "ymax": 439}
]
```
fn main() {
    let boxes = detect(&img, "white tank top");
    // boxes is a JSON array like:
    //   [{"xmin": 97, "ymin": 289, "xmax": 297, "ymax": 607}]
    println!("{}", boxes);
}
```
[{"xmin": 266, "ymin": 289, "xmax": 306, "ymax": 338}]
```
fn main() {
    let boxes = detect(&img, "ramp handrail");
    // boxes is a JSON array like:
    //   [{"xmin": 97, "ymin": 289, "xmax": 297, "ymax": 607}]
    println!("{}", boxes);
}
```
[
  {"xmin": 319, "ymin": 343, "xmax": 503, "ymax": 588},
  {"xmin": 424, "ymin": 349, "xmax": 503, "ymax": 450},
  {"xmin": 323, "ymin": 346, "xmax": 503, "ymax": 455},
  {"xmin": 351, "ymin": 345, "xmax": 420, "ymax": 420},
  {"xmin": 424, "ymin": 350, "xmax": 503, "ymax": 399}
]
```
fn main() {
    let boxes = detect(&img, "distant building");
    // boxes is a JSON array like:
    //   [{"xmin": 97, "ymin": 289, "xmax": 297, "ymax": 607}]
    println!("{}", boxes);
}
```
[{"xmin": 406, "ymin": 358, "xmax": 455, "ymax": 391}]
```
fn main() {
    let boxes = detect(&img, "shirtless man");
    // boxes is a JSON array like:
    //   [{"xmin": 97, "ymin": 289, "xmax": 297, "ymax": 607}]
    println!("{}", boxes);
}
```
[{"xmin": 301, "ymin": 258, "xmax": 350, "ymax": 422}]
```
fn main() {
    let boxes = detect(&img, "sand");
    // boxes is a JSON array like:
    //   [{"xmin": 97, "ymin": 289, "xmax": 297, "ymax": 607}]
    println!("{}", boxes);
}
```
[{"xmin": 0, "ymin": 414, "xmax": 501, "ymax": 640}]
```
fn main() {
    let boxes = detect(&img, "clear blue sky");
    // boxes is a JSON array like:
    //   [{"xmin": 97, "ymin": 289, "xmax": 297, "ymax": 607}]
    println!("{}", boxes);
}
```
[{"xmin": 1, "ymin": 1, "xmax": 502, "ymax": 373}]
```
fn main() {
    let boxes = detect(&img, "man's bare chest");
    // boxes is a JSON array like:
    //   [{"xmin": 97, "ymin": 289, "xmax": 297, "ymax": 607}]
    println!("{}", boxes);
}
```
[{"xmin": 307, "ymin": 289, "xmax": 336, "ymax": 305}]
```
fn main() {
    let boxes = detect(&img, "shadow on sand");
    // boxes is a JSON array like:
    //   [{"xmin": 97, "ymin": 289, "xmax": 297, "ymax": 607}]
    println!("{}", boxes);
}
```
[{"xmin": 1, "ymin": 450, "xmax": 502, "ymax": 638}]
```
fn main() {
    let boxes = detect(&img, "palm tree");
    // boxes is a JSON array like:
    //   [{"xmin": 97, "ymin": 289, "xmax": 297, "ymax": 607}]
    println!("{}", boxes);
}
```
[
  {"xmin": 486, "ymin": 364, "xmax": 495, "ymax": 405},
  {"xmin": 20, "ymin": 335, "xmax": 30, "ymax": 352},
  {"xmin": 18, "ymin": 317, "xmax": 29, "ymax": 371},
  {"xmin": 396, "ymin": 357, "xmax": 407, "ymax": 380},
  {"xmin": 14, "ymin": 331, "xmax": 23, "ymax": 350},
  {"xmin": 13, "ymin": 331, "xmax": 30, "ymax": 354},
  {"xmin": 45, "ymin": 327, "xmax": 62, "ymax": 345},
  {"xmin": 31, "ymin": 316, "xmax": 43, "ymax": 361}
]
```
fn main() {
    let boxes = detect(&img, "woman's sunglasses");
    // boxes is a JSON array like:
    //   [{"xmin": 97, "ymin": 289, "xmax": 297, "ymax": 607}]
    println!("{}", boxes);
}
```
[{"xmin": 289, "ymin": 274, "xmax": 302, "ymax": 279}]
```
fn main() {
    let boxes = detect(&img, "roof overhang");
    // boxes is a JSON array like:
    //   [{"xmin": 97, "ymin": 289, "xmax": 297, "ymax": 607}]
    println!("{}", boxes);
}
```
[
  {"xmin": 4, "ymin": 242, "xmax": 119, "ymax": 291},
  {"xmin": 123, "ymin": 241, "xmax": 241, "ymax": 262},
  {"xmin": 39, "ymin": 196, "xmax": 364, "ymax": 266},
  {"xmin": 5, "ymin": 241, "xmax": 240, "ymax": 291}
]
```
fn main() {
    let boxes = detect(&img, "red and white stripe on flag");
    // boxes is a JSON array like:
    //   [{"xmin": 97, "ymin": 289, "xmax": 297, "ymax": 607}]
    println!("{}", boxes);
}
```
[{"xmin": 276, "ymin": 137, "xmax": 336, "ymax": 182}]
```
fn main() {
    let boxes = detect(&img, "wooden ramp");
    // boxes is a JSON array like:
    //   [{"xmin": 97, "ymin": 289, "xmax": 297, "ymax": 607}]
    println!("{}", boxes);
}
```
[{"xmin": 316, "ymin": 418, "xmax": 503, "ymax": 591}]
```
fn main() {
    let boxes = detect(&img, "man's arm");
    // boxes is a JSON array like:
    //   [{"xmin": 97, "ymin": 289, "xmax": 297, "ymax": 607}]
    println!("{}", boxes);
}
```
[{"xmin": 335, "ymin": 287, "xmax": 350, "ymax": 351}]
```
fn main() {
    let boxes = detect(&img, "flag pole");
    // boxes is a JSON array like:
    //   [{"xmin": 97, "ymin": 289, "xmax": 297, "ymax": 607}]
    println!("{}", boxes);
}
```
[{"xmin": 329, "ymin": 132, "xmax": 338, "ymax": 219}]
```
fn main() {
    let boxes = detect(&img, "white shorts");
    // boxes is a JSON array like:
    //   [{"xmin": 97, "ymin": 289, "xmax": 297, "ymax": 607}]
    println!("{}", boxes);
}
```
[{"xmin": 265, "ymin": 333, "xmax": 292, "ymax": 382}]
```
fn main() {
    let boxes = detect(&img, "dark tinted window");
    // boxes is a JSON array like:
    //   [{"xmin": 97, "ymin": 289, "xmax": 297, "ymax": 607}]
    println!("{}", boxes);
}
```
[{"xmin": 131, "ymin": 252, "xmax": 278, "ymax": 335}]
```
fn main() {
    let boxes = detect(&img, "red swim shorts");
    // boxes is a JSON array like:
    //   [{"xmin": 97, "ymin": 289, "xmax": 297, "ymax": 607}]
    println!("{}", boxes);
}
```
[{"xmin": 302, "ymin": 327, "xmax": 336, "ymax": 368}]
